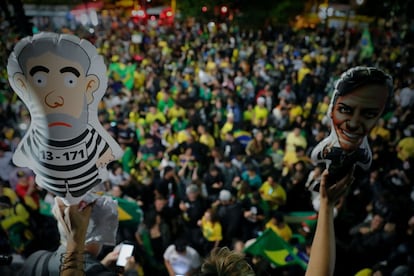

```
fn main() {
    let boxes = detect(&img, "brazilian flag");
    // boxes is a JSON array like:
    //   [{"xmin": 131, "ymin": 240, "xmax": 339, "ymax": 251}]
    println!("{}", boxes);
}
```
[
  {"xmin": 234, "ymin": 129, "xmax": 252, "ymax": 148},
  {"xmin": 244, "ymin": 229, "xmax": 308, "ymax": 270},
  {"xmin": 113, "ymin": 197, "xmax": 143, "ymax": 228},
  {"xmin": 108, "ymin": 62, "xmax": 136, "ymax": 91},
  {"xmin": 359, "ymin": 28, "xmax": 374, "ymax": 61}
]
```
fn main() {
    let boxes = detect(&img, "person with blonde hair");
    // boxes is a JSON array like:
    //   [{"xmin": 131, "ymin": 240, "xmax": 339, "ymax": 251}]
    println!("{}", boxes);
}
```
[{"xmin": 198, "ymin": 247, "xmax": 255, "ymax": 276}]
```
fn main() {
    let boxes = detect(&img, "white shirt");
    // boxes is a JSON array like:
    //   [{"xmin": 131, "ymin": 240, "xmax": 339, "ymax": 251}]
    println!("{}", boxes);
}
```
[{"xmin": 163, "ymin": 245, "xmax": 201, "ymax": 275}]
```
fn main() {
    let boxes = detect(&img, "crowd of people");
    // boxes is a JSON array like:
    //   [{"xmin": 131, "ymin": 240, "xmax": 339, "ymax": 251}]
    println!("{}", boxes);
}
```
[{"xmin": 0, "ymin": 9, "xmax": 414, "ymax": 276}]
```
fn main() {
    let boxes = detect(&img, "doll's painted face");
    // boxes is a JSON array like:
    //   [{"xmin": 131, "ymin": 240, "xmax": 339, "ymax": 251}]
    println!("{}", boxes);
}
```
[
  {"xmin": 21, "ymin": 52, "xmax": 98, "ymax": 139},
  {"xmin": 331, "ymin": 85, "xmax": 388, "ymax": 151}
]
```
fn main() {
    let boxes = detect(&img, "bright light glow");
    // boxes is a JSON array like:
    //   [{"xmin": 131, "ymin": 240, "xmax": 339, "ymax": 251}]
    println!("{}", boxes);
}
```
[
  {"xmin": 166, "ymin": 11, "xmax": 173, "ymax": 17},
  {"xmin": 221, "ymin": 6, "xmax": 228, "ymax": 13},
  {"xmin": 150, "ymin": 15, "xmax": 156, "ymax": 20},
  {"xmin": 202, "ymin": 6, "xmax": 207, "ymax": 12},
  {"xmin": 356, "ymin": 0, "xmax": 364, "ymax": 5}
]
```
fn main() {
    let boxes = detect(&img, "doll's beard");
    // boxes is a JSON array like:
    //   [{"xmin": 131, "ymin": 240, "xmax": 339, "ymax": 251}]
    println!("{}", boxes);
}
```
[{"xmin": 45, "ymin": 109, "xmax": 88, "ymax": 140}]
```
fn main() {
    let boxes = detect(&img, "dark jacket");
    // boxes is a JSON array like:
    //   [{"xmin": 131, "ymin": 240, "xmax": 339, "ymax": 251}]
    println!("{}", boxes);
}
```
[{"xmin": 18, "ymin": 245, "xmax": 139, "ymax": 276}]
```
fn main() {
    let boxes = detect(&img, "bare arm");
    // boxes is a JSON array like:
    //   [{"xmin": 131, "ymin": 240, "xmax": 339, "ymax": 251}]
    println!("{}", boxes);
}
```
[
  {"xmin": 305, "ymin": 169, "xmax": 353, "ymax": 276},
  {"xmin": 164, "ymin": 259, "xmax": 176, "ymax": 276}
]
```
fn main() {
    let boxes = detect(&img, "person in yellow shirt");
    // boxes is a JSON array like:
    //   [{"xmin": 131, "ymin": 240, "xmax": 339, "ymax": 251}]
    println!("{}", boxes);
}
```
[
  {"xmin": 198, "ymin": 124, "xmax": 215, "ymax": 150},
  {"xmin": 243, "ymin": 103, "xmax": 254, "ymax": 130},
  {"xmin": 145, "ymin": 105, "xmax": 167, "ymax": 125},
  {"xmin": 206, "ymin": 56, "xmax": 217, "ymax": 75},
  {"xmin": 167, "ymin": 102, "xmax": 186, "ymax": 121},
  {"xmin": 220, "ymin": 113, "xmax": 235, "ymax": 141},
  {"xmin": 252, "ymin": 97, "xmax": 268, "ymax": 128},
  {"xmin": 315, "ymin": 96, "xmax": 330, "ymax": 122},
  {"xmin": 396, "ymin": 136, "xmax": 414, "ymax": 161},
  {"xmin": 259, "ymin": 173, "xmax": 287, "ymax": 211},
  {"xmin": 283, "ymin": 127, "xmax": 308, "ymax": 175},
  {"xmin": 289, "ymin": 102, "xmax": 304, "ymax": 125},
  {"xmin": 176, "ymin": 125, "xmax": 198, "ymax": 145},
  {"xmin": 265, "ymin": 211, "xmax": 293, "ymax": 242},
  {"xmin": 0, "ymin": 183, "xmax": 18, "ymax": 205},
  {"xmin": 198, "ymin": 208, "xmax": 222, "ymax": 256},
  {"xmin": 370, "ymin": 118, "xmax": 391, "ymax": 142},
  {"xmin": 303, "ymin": 95, "xmax": 314, "ymax": 120},
  {"xmin": 297, "ymin": 63, "xmax": 312, "ymax": 84},
  {"xmin": 133, "ymin": 68, "xmax": 146, "ymax": 89}
]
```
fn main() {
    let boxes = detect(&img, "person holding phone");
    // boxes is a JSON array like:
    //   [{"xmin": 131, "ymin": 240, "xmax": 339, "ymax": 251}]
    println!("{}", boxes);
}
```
[
  {"xmin": 115, "ymin": 242, "xmax": 135, "ymax": 269},
  {"xmin": 18, "ymin": 197, "xmax": 140, "ymax": 276}
]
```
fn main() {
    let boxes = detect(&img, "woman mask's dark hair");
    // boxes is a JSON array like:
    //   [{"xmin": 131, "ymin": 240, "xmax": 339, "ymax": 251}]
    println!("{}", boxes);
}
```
[{"xmin": 333, "ymin": 66, "xmax": 394, "ymax": 113}]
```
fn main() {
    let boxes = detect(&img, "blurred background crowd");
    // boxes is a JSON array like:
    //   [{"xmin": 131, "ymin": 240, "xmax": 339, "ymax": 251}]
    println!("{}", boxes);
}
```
[{"xmin": 0, "ymin": 0, "xmax": 414, "ymax": 275}]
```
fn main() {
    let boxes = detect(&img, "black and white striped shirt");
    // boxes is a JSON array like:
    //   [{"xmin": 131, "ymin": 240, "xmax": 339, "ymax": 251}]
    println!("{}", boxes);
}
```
[{"xmin": 16, "ymin": 125, "xmax": 109, "ymax": 198}]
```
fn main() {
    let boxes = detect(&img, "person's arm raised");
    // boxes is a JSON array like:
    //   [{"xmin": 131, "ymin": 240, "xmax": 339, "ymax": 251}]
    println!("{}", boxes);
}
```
[
  {"xmin": 53, "ymin": 198, "xmax": 93, "ymax": 276},
  {"xmin": 305, "ymin": 169, "xmax": 354, "ymax": 276}
]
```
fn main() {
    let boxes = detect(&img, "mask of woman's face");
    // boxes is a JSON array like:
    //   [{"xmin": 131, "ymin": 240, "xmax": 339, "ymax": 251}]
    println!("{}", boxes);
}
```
[{"xmin": 331, "ymin": 85, "xmax": 388, "ymax": 151}]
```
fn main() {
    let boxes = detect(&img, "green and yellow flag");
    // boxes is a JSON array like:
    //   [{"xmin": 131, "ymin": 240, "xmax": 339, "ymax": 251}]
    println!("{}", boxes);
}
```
[
  {"xmin": 244, "ymin": 229, "xmax": 308, "ymax": 270},
  {"xmin": 108, "ymin": 62, "xmax": 136, "ymax": 90},
  {"xmin": 359, "ymin": 28, "xmax": 374, "ymax": 60},
  {"xmin": 113, "ymin": 197, "xmax": 143, "ymax": 227}
]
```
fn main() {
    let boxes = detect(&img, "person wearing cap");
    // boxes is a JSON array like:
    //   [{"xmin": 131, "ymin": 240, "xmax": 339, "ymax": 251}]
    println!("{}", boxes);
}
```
[
  {"xmin": 163, "ymin": 238, "xmax": 201, "ymax": 276},
  {"xmin": 251, "ymin": 96, "xmax": 269, "ymax": 129},
  {"xmin": 178, "ymin": 184, "xmax": 207, "ymax": 253},
  {"xmin": 214, "ymin": 189, "xmax": 243, "ymax": 248}
]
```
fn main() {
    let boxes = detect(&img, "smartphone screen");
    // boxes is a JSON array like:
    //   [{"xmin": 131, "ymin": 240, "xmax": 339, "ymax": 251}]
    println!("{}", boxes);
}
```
[{"xmin": 116, "ymin": 243, "xmax": 134, "ymax": 267}]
